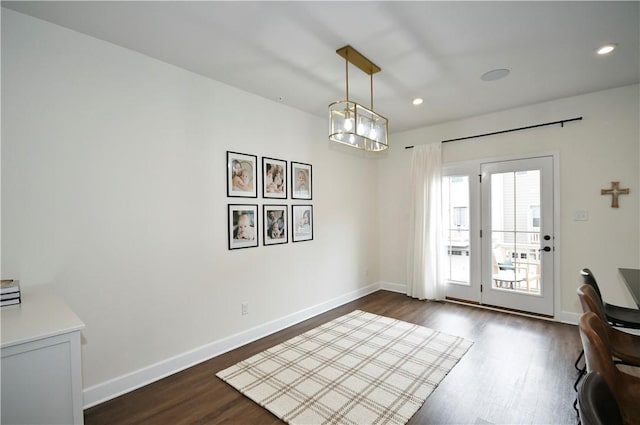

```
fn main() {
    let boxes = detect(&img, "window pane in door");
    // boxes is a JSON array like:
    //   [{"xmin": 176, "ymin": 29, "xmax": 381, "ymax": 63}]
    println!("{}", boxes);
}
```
[
  {"xmin": 491, "ymin": 170, "xmax": 541, "ymax": 295},
  {"xmin": 443, "ymin": 175, "xmax": 470, "ymax": 284}
]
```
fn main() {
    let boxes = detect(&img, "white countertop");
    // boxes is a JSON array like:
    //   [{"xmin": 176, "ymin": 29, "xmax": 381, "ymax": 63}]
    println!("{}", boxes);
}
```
[{"xmin": 1, "ymin": 286, "xmax": 85, "ymax": 348}]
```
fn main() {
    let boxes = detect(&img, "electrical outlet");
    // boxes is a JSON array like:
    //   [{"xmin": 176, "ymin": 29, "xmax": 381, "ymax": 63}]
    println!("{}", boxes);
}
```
[{"xmin": 241, "ymin": 303, "xmax": 249, "ymax": 315}]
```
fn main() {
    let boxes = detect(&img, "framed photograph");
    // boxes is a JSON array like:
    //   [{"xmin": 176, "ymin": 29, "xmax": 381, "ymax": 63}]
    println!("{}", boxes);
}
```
[
  {"xmin": 292, "ymin": 205, "xmax": 313, "ymax": 242},
  {"xmin": 228, "ymin": 204, "xmax": 259, "ymax": 250},
  {"xmin": 263, "ymin": 205, "xmax": 288, "ymax": 245},
  {"xmin": 227, "ymin": 151, "xmax": 257, "ymax": 198},
  {"xmin": 291, "ymin": 161, "xmax": 312, "ymax": 200},
  {"xmin": 262, "ymin": 157, "xmax": 287, "ymax": 199}
]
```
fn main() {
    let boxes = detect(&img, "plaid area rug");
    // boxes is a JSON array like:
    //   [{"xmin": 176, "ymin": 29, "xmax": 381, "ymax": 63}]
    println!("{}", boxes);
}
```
[{"xmin": 216, "ymin": 310, "xmax": 473, "ymax": 425}]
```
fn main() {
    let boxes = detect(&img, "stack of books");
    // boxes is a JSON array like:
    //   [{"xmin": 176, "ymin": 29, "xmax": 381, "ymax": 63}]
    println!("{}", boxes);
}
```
[{"xmin": 1, "ymin": 279, "xmax": 21, "ymax": 306}]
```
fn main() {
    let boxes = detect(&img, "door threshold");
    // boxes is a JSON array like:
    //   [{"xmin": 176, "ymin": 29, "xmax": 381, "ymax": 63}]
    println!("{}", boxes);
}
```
[{"xmin": 445, "ymin": 296, "xmax": 554, "ymax": 321}]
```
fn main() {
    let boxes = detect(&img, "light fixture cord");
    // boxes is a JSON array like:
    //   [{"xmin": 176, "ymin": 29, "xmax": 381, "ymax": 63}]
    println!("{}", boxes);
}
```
[
  {"xmin": 345, "ymin": 51, "xmax": 349, "ymax": 102},
  {"xmin": 370, "ymin": 73, "xmax": 374, "ymax": 111}
]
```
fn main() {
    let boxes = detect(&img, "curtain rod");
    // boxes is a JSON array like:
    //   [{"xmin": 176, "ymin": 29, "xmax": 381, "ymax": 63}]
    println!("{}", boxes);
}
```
[{"xmin": 404, "ymin": 116, "xmax": 583, "ymax": 149}]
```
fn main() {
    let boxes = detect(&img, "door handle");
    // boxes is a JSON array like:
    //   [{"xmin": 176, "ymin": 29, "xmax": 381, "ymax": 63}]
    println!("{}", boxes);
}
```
[{"xmin": 538, "ymin": 246, "xmax": 551, "ymax": 252}]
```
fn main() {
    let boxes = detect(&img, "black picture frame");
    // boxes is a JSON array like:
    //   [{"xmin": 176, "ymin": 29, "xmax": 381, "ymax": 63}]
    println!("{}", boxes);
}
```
[
  {"xmin": 291, "ymin": 161, "xmax": 312, "ymax": 200},
  {"xmin": 262, "ymin": 157, "xmax": 287, "ymax": 199},
  {"xmin": 292, "ymin": 204, "xmax": 313, "ymax": 242},
  {"xmin": 228, "ymin": 204, "xmax": 259, "ymax": 249},
  {"xmin": 263, "ymin": 205, "xmax": 288, "ymax": 245},
  {"xmin": 227, "ymin": 151, "xmax": 258, "ymax": 198}
]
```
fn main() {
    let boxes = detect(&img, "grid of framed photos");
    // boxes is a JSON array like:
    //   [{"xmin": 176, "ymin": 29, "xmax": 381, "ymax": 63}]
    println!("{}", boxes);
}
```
[{"xmin": 226, "ymin": 151, "xmax": 313, "ymax": 249}]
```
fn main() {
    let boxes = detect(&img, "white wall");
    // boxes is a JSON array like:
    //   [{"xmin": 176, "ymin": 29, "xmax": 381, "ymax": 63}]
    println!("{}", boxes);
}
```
[
  {"xmin": 378, "ymin": 84, "xmax": 640, "ymax": 319},
  {"xmin": 1, "ymin": 9, "xmax": 380, "ymax": 404}
]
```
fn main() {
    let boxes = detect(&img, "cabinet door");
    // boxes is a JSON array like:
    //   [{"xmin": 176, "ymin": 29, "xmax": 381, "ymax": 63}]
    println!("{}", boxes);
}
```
[{"xmin": 2, "ymin": 333, "xmax": 80, "ymax": 425}]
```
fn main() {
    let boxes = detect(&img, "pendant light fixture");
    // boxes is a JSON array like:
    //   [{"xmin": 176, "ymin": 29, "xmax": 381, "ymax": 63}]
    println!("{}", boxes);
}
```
[{"xmin": 329, "ymin": 45, "xmax": 388, "ymax": 152}]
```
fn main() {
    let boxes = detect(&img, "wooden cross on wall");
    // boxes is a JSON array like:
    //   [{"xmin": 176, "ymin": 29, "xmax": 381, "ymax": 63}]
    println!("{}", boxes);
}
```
[{"xmin": 601, "ymin": 181, "xmax": 629, "ymax": 208}]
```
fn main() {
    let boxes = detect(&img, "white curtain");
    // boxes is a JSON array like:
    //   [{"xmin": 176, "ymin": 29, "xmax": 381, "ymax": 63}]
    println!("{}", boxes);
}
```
[{"xmin": 406, "ymin": 143, "xmax": 445, "ymax": 300}]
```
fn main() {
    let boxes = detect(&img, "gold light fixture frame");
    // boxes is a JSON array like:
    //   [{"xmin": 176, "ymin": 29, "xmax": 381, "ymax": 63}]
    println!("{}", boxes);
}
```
[{"xmin": 329, "ymin": 45, "xmax": 388, "ymax": 152}]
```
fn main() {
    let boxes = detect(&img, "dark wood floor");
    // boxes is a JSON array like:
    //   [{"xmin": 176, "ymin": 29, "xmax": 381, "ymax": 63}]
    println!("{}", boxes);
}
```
[{"xmin": 84, "ymin": 290, "xmax": 582, "ymax": 424}]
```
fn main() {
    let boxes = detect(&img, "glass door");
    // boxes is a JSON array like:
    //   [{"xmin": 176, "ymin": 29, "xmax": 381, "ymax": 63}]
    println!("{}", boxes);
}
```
[
  {"xmin": 480, "ymin": 156, "xmax": 554, "ymax": 316},
  {"xmin": 443, "ymin": 164, "xmax": 481, "ymax": 303}
]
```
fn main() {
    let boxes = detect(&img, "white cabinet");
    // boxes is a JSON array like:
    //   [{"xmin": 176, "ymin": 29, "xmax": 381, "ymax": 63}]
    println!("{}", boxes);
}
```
[{"xmin": 1, "ymin": 287, "xmax": 85, "ymax": 424}]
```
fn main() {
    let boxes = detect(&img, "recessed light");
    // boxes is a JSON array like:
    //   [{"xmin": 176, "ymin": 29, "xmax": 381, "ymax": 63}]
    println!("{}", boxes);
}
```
[
  {"xmin": 412, "ymin": 98, "xmax": 424, "ymax": 106},
  {"xmin": 597, "ymin": 44, "xmax": 617, "ymax": 55},
  {"xmin": 481, "ymin": 68, "xmax": 510, "ymax": 82}
]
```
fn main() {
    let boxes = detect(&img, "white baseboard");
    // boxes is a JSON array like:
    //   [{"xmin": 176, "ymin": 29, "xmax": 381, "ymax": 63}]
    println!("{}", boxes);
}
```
[
  {"xmin": 83, "ymin": 282, "xmax": 381, "ymax": 409},
  {"xmin": 555, "ymin": 310, "xmax": 581, "ymax": 326},
  {"xmin": 379, "ymin": 281, "xmax": 406, "ymax": 294}
]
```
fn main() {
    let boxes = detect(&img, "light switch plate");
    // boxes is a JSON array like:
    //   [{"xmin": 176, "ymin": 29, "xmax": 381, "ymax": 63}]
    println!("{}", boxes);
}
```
[{"xmin": 574, "ymin": 210, "xmax": 589, "ymax": 221}]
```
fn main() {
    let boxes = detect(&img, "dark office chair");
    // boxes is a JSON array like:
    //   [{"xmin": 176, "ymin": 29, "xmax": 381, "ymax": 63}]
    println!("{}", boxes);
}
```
[
  {"xmin": 574, "ymin": 269, "xmax": 640, "ymax": 373},
  {"xmin": 577, "ymin": 371, "xmax": 623, "ymax": 425},
  {"xmin": 577, "ymin": 285, "xmax": 640, "ymax": 366},
  {"xmin": 579, "ymin": 312, "xmax": 640, "ymax": 425},
  {"xmin": 573, "ymin": 284, "xmax": 640, "ymax": 413}
]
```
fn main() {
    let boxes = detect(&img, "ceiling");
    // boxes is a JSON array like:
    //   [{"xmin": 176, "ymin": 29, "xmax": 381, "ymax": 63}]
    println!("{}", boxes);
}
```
[{"xmin": 3, "ymin": 1, "xmax": 639, "ymax": 134}]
